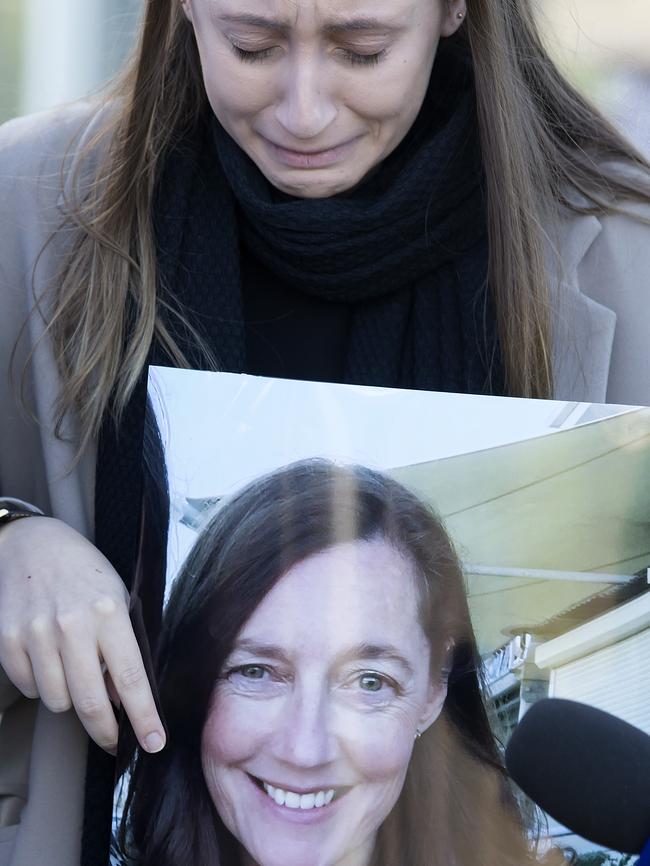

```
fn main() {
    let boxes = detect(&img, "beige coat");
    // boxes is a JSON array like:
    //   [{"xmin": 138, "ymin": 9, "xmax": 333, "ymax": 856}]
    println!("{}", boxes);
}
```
[{"xmin": 0, "ymin": 102, "xmax": 649, "ymax": 866}]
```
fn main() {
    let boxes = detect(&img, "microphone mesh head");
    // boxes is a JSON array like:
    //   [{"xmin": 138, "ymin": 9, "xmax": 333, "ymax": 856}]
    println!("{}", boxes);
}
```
[{"xmin": 505, "ymin": 699, "xmax": 650, "ymax": 854}]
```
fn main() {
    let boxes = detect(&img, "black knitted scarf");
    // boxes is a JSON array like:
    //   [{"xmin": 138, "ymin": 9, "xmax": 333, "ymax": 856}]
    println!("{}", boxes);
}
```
[
  {"xmin": 152, "ymin": 39, "xmax": 500, "ymax": 392},
  {"xmin": 84, "ymin": 41, "xmax": 503, "ymax": 866}
]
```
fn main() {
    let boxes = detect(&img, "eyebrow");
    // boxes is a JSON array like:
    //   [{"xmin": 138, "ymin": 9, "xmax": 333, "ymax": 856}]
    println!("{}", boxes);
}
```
[
  {"xmin": 230, "ymin": 638, "xmax": 415, "ymax": 677},
  {"xmin": 230, "ymin": 639, "xmax": 292, "ymax": 662},
  {"xmin": 343, "ymin": 642, "xmax": 415, "ymax": 676},
  {"xmin": 217, "ymin": 13, "xmax": 404, "ymax": 35}
]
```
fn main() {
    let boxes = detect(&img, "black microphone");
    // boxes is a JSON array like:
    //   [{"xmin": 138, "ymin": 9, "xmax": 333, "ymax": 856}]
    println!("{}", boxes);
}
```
[{"xmin": 504, "ymin": 698, "xmax": 650, "ymax": 860}]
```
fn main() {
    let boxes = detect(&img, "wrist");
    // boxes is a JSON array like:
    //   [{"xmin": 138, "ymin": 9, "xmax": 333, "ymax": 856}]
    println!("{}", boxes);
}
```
[{"xmin": 0, "ymin": 498, "xmax": 46, "ymax": 531}]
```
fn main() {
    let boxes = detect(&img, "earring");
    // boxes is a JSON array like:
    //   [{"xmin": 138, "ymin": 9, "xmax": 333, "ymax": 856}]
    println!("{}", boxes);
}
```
[
  {"xmin": 457, "ymin": 11, "xmax": 465, "ymax": 19},
  {"xmin": 414, "ymin": 728, "xmax": 422, "ymax": 740}
]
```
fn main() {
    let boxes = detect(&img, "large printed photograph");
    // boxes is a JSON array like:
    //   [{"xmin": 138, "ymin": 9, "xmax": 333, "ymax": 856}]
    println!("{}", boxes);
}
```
[{"xmin": 111, "ymin": 369, "xmax": 650, "ymax": 866}]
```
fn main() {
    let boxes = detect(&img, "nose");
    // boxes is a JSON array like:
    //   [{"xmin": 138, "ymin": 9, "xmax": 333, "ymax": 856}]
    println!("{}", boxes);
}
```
[
  {"xmin": 273, "ymin": 683, "xmax": 337, "ymax": 769},
  {"xmin": 274, "ymin": 56, "xmax": 337, "ymax": 141}
]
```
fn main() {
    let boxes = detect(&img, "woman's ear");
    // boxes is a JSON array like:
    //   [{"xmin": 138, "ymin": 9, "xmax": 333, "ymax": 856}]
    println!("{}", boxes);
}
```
[
  {"xmin": 440, "ymin": 1, "xmax": 467, "ymax": 38},
  {"xmin": 418, "ymin": 679, "xmax": 448, "ymax": 735},
  {"xmin": 418, "ymin": 638, "xmax": 454, "ymax": 734}
]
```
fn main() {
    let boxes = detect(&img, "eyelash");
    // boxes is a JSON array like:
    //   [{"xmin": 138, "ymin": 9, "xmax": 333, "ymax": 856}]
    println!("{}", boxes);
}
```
[
  {"xmin": 225, "ymin": 663, "xmax": 275, "ymax": 681},
  {"xmin": 354, "ymin": 670, "xmax": 401, "ymax": 695},
  {"xmin": 224, "ymin": 664, "xmax": 401, "ymax": 696},
  {"xmin": 231, "ymin": 45, "xmax": 386, "ymax": 67}
]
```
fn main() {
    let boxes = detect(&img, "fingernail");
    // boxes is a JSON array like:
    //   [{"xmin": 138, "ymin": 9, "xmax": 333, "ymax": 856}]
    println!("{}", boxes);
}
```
[{"xmin": 144, "ymin": 732, "xmax": 165, "ymax": 753}]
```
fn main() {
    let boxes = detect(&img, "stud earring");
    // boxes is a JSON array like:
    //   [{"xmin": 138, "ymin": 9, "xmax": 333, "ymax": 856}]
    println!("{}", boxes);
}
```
[
  {"xmin": 414, "ymin": 728, "xmax": 422, "ymax": 740},
  {"xmin": 457, "ymin": 11, "xmax": 465, "ymax": 19}
]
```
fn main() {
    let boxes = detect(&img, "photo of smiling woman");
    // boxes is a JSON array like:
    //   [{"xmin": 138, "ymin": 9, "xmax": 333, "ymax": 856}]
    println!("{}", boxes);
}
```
[{"xmin": 115, "ymin": 459, "xmax": 557, "ymax": 866}]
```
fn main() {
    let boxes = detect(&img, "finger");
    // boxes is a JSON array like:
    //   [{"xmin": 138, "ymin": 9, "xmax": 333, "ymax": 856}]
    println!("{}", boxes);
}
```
[
  {"xmin": 0, "ymin": 630, "xmax": 39, "ymax": 699},
  {"xmin": 27, "ymin": 623, "xmax": 72, "ymax": 713},
  {"xmin": 61, "ymin": 640, "xmax": 119, "ymax": 754},
  {"xmin": 100, "ymin": 622, "xmax": 166, "ymax": 754},
  {"xmin": 104, "ymin": 669, "xmax": 121, "ymax": 709}
]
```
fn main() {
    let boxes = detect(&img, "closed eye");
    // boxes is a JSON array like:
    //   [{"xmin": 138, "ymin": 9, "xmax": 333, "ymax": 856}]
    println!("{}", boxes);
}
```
[
  {"xmin": 230, "ymin": 43, "xmax": 387, "ymax": 67},
  {"xmin": 231, "ymin": 45, "xmax": 277, "ymax": 63},
  {"xmin": 338, "ymin": 48, "xmax": 387, "ymax": 67}
]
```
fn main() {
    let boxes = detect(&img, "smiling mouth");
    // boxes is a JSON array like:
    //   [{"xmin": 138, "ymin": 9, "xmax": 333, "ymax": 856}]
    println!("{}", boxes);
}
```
[{"xmin": 248, "ymin": 775, "xmax": 349, "ymax": 810}]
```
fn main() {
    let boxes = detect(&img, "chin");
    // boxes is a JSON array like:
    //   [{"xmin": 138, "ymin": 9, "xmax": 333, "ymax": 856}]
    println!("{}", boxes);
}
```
[
  {"xmin": 247, "ymin": 839, "xmax": 329, "ymax": 866},
  {"xmin": 266, "ymin": 170, "xmax": 368, "ymax": 199},
  {"xmin": 244, "ymin": 833, "xmax": 369, "ymax": 866},
  {"xmin": 250, "ymin": 152, "xmax": 370, "ymax": 199}
]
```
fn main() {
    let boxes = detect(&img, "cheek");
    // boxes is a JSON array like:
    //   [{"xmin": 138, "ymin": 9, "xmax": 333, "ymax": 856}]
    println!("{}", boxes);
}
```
[
  {"xmin": 341, "ymin": 57, "xmax": 435, "ymax": 137},
  {"xmin": 343, "ymin": 714, "xmax": 415, "ymax": 784},
  {"xmin": 202, "ymin": 693, "xmax": 263, "ymax": 768},
  {"xmin": 191, "ymin": 27, "xmax": 272, "ymax": 121},
  {"xmin": 208, "ymin": 74, "xmax": 275, "ymax": 122},
  {"xmin": 201, "ymin": 694, "xmax": 267, "ymax": 827},
  {"xmin": 198, "ymin": 53, "xmax": 275, "ymax": 120}
]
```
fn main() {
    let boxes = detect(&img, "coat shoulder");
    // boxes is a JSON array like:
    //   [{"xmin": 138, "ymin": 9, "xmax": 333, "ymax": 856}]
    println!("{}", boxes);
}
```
[
  {"xmin": 0, "ymin": 100, "xmax": 99, "ymax": 164},
  {"xmin": 0, "ymin": 99, "xmax": 120, "ymax": 383},
  {"xmin": 0, "ymin": 99, "xmax": 118, "ymax": 217}
]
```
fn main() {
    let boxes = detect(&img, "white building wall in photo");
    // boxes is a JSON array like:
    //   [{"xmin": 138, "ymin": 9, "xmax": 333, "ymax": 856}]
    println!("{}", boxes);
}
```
[
  {"xmin": 536, "ymin": 593, "xmax": 650, "ymax": 735},
  {"xmin": 551, "ymin": 629, "xmax": 650, "ymax": 734}
]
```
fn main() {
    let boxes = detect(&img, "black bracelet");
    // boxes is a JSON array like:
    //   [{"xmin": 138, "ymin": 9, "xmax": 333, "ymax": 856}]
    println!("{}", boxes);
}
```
[{"xmin": 0, "ymin": 497, "xmax": 45, "ymax": 529}]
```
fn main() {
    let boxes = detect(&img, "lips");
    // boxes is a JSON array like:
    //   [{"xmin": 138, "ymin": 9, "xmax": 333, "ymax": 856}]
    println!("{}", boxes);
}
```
[
  {"xmin": 264, "ymin": 783, "xmax": 335, "ymax": 810},
  {"xmin": 262, "ymin": 136, "xmax": 360, "ymax": 169},
  {"xmin": 269, "ymin": 143, "xmax": 342, "ymax": 156},
  {"xmin": 248, "ymin": 774, "xmax": 350, "ymax": 810}
]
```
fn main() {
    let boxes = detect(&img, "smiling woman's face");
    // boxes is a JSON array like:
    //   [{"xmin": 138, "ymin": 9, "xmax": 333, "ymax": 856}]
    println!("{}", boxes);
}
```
[
  {"xmin": 182, "ymin": 0, "xmax": 466, "ymax": 198},
  {"xmin": 201, "ymin": 537, "xmax": 447, "ymax": 866}
]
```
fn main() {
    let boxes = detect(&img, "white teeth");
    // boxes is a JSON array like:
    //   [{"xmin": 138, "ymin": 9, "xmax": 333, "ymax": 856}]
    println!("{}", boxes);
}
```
[{"xmin": 261, "ymin": 780, "xmax": 338, "ymax": 809}]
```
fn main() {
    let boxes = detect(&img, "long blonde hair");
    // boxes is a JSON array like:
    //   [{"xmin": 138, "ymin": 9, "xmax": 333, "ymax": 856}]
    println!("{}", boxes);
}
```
[{"xmin": 37, "ymin": 0, "xmax": 650, "ymax": 457}]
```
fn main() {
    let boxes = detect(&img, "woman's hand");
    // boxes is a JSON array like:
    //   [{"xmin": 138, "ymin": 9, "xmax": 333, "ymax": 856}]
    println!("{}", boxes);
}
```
[{"xmin": 0, "ymin": 516, "xmax": 166, "ymax": 755}]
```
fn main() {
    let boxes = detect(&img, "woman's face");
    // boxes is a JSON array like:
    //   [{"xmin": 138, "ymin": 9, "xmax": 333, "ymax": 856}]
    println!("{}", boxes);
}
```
[
  {"xmin": 201, "ymin": 537, "xmax": 447, "ymax": 866},
  {"xmin": 182, "ymin": 0, "xmax": 466, "ymax": 198}
]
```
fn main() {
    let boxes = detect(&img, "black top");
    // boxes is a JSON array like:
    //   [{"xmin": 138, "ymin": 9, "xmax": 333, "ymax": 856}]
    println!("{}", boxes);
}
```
[{"xmin": 241, "ymin": 243, "xmax": 351, "ymax": 383}]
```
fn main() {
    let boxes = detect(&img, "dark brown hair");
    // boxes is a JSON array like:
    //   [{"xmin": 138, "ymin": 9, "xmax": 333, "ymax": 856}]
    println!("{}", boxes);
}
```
[{"xmin": 119, "ymin": 459, "xmax": 544, "ymax": 866}]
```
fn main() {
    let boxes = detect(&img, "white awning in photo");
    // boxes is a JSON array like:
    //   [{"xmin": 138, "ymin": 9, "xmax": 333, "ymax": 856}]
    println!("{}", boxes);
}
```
[{"xmin": 390, "ymin": 408, "xmax": 650, "ymax": 655}]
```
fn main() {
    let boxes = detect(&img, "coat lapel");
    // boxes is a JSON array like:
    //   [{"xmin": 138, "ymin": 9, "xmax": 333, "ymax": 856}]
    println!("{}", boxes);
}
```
[{"xmin": 547, "ymin": 211, "xmax": 617, "ymax": 403}]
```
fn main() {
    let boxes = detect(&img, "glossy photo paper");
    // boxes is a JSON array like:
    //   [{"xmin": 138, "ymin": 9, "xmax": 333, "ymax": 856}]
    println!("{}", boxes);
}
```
[{"xmin": 110, "ymin": 370, "xmax": 650, "ymax": 866}]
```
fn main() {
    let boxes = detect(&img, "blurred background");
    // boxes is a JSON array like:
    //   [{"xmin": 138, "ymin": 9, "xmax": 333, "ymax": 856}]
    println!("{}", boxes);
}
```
[
  {"xmin": 0, "ymin": 0, "xmax": 649, "ymax": 155},
  {"xmin": 0, "ymin": 0, "xmax": 141, "ymax": 122}
]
